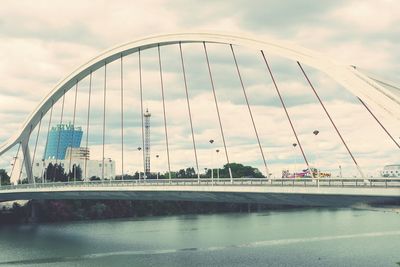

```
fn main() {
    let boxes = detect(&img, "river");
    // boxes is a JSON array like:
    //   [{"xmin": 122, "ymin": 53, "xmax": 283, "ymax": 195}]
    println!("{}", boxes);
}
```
[{"xmin": 0, "ymin": 207, "xmax": 399, "ymax": 266}]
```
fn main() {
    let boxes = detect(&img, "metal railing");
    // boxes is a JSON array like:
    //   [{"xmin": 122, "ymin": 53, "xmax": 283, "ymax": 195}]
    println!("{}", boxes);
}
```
[{"xmin": 1, "ymin": 177, "xmax": 400, "ymax": 192}]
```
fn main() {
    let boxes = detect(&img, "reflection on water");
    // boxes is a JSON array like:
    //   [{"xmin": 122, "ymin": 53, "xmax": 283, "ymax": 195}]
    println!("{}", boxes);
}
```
[{"xmin": 0, "ymin": 208, "xmax": 399, "ymax": 267}]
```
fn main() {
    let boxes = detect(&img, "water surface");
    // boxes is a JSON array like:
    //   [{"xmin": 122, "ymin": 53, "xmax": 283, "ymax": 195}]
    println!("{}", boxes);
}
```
[{"xmin": 0, "ymin": 207, "xmax": 399, "ymax": 266}]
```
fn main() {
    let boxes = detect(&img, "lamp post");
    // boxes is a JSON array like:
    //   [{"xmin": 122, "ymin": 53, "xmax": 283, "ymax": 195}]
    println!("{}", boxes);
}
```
[
  {"xmin": 209, "ymin": 139, "xmax": 214, "ymax": 184},
  {"xmin": 216, "ymin": 149, "xmax": 220, "ymax": 181},
  {"xmin": 156, "ymin": 154, "xmax": 159, "ymax": 179},
  {"xmin": 292, "ymin": 143, "xmax": 297, "ymax": 179},
  {"xmin": 10, "ymin": 163, "xmax": 14, "ymax": 186},
  {"xmin": 73, "ymin": 164, "xmax": 76, "ymax": 182},
  {"xmin": 313, "ymin": 130, "xmax": 320, "ymax": 186},
  {"xmin": 137, "ymin": 147, "xmax": 142, "ymax": 181},
  {"xmin": 42, "ymin": 159, "xmax": 46, "ymax": 184}
]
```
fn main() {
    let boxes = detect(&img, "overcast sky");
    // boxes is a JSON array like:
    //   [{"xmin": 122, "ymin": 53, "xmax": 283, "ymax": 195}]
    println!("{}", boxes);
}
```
[{"xmin": 0, "ymin": 0, "xmax": 399, "ymax": 178}]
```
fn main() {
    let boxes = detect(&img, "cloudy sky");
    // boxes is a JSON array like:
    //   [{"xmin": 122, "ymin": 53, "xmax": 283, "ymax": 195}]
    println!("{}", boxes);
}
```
[{"xmin": 0, "ymin": 0, "xmax": 399, "ymax": 179}]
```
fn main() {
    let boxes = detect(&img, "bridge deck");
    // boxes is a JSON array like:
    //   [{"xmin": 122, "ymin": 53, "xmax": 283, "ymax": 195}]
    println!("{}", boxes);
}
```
[{"xmin": 1, "ymin": 178, "xmax": 399, "ymax": 207}]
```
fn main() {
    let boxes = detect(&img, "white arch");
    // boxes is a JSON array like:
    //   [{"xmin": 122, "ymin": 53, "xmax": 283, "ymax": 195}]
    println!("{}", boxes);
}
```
[{"xmin": 1, "ymin": 31, "xmax": 399, "ymax": 157}]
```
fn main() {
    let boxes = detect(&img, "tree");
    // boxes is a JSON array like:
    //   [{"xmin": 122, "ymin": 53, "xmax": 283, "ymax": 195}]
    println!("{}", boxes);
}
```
[
  {"xmin": 0, "ymin": 169, "xmax": 11, "ymax": 185},
  {"xmin": 177, "ymin": 169, "xmax": 186, "ymax": 178},
  {"xmin": 185, "ymin": 167, "xmax": 197, "ymax": 178},
  {"xmin": 175, "ymin": 167, "xmax": 197, "ymax": 178},
  {"xmin": 89, "ymin": 176, "xmax": 100, "ymax": 181},
  {"xmin": 68, "ymin": 164, "xmax": 82, "ymax": 181},
  {"xmin": 219, "ymin": 163, "xmax": 264, "ymax": 178},
  {"xmin": 45, "ymin": 163, "xmax": 68, "ymax": 182},
  {"xmin": 18, "ymin": 178, "xmax": 29, "ymax": 184}
]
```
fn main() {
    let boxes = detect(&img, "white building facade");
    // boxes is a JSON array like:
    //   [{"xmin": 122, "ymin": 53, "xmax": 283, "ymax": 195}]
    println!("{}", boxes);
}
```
[
  {"xmin": 32, "ymin": 158, "xmax": 115, "ymax": 181},
  {"xmin": 381, "ymin": 164, "xmax": 400, "ymax": 177},
  {"xmin": 31, "ymin": 146, "xmax": 115, "ymax": 181}
]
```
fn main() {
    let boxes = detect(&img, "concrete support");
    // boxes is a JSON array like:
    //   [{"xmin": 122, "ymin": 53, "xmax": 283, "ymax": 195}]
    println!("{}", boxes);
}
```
[
  {"xmin": 29, "ymin": 199, "xmax": 42, "ymax": 223},
  {"xmin": 21, "ymin": 138, "xmax": 33, "ymax": 183}
]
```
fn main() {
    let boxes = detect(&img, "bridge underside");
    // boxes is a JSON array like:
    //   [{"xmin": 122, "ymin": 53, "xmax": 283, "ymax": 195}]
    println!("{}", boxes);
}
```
[{"xmin": 1, "ymin": 186, "xmax": 399, "ymax": 207}]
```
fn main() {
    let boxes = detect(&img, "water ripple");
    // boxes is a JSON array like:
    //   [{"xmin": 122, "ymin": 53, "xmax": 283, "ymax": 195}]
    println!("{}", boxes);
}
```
[{"xmin": 1, "ymin": 230, "xmax": 400, "ymax": 265}]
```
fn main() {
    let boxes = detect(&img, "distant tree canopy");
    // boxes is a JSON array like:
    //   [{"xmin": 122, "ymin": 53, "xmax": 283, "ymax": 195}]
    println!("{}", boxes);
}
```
[
  {"xmin": 15, "ymin": 162, "xmax": 263, "ymax": 183},
  {"xmin": 42, "ymin": 163, "xmax": 81, "ymax": 182},
  {"xmin": 89, "ymin": 176, "xmax": 101, "ymax": 181},
  {"xmin": 114, "ymin": 163, "xmax": 264, "ymax": 181},
  {"xmin": 215, "ymin": 163, "xmax": 264, "ymax": 178},
  {"xmin": 67, "ymin": 164, "xmax": 82, "ymax": 181},
  {"xmin": 170, "ymin": 163, "xmax": 264, "ymax": 179},
  {"xmin": 0, "ymin": 169, "xmax": 11, "ymax": 185},
  {"xmin": 45, "ymin": 163, "xmax": 67, "ymax": 182},
  {"xmin": 176, "ymin": 167, "xmax": 197, "ymax": 178}
]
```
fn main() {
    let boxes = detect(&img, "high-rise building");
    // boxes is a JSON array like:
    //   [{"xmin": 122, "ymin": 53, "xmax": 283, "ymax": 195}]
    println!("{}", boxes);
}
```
[
  {"xmin": 29, "ymin": 123, "xmax": 116, "ymax": 182},
  {"xmin": 144, "ymin": 108, "xmax": 151, "ymax": 174},
  {"xmin": 44, "ymin": 123, "xmax": 83, "ymax": 160},
  {"xmin": 65, "ymin": 147, "xmax": 90, "ymax": 160}
]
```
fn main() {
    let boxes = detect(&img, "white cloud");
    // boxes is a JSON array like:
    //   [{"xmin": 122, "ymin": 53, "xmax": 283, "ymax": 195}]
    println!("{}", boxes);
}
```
[
  {"xmin": 0, "ymin": 0, "xmax": 398, "ymax": 180},
  {"xmin": 329, "ymin": 0, "xmax": 400, "ymax": 33}
]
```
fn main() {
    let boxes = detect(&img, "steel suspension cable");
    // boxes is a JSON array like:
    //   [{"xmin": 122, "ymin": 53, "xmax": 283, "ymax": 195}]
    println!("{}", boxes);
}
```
[
  {"xmin": 179, "ymin": 42, "xmax": 201, "ymax": 181},
  {"xmin": 203, "ymin": 42, "xmax": 233, "ymax": 181},
  {"xmin": 19, "ymin": 124, "xmax": 33, "ymax": 183},
  {"xmin": 54, "ymin": 91, "xmax": 66, "ymax": 179},
  {"xmin": 138, "ymin": 48, "xmax": 146, "ymax": 180},
  {"xmin": 43, "ymin": 100, "xmax": 54, "ymax": 183},
  {"xmin": 297, "ymin": 61, "xmax": 365, "ymax": 178},
  {"xmin": 261, "ymin": 51, "xmax": 313, "ymax": 177},
  {"xmin": 230, "ymin": 45, "xmax": 270, "ymax": 179},
  {"xmin": 31, "ymin": 111, "xmax": 43, "ymax": 185},
  {"xmin": 157, "ymin": 44, "xmax": 172, "ymax": 180},
  {"xmin": 120, "ymin": 54, "xmax": 125, "ymax": 180},
  {"xmin": 68, "ymin": 81, "xmax": 79, "ymax": 182},
  {"xmin": 357, "ymin": 97, "xmax": 400, "ymax": 149},
  {"xmin": 102, "ymin": 63, "xmax": 107, "ymax": 180},
  {"xmin": 84, "ymin": 72, "xmax": 92, "ymax": 180},
  {"xmin": 10, "ymin": 142, "xmax": 21, "ymax": 181}
]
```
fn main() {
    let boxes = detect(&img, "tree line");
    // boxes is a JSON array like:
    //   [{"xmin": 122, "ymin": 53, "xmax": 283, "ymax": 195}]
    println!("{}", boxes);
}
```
[
  {"xmin": 0, "ymin": 163, "xmax": 83, "ymax": 185},
  {"xmin": 1, "ymin": 162, "xmax": 264, "ymax": 185},
  {"xmin": 118, "ymin": 162, "xmax": 265, "ymax": 180}
]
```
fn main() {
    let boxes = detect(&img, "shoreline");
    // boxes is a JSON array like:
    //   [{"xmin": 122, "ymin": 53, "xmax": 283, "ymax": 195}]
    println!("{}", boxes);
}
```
[{"xmin": 0, "ymin": 199, "xmax": 319, "ymax": 225}]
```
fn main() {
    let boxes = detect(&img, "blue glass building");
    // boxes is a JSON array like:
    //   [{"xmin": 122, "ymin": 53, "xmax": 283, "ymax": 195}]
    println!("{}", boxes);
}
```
[{"xmin": 44, "ymin": 123, "xmax": 83, "ymax": 160}]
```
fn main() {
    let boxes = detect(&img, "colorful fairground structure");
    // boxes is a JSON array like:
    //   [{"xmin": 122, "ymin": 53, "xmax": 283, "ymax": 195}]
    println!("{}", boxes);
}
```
[{"xmin": 282, "ymin": 168, "xmax": 331, "ymax": 178}]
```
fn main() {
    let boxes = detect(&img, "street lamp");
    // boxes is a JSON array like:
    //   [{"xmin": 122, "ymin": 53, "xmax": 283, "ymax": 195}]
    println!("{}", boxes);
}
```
[
  {"xmin": 137, "ymin": 147, "xmax": 142, "ymax": 181},
  {"xmin": 209, "ymin": 139, "xmax": 214, "ymax": 183},
  {"xmin": 156, "ymin": 154, "xmax": 159, "ymax": 179},
  {"xmin": 216, "ymin": 149, "xmax": 220, "ymax": 181},
  {"xmin": 313, "ymin": 130, "xmax": 320, "ymax": 184},
  {"xmin": 40, "ymin": 159, "xmax": 46, "ymax": 184},
  {"xmin": 292, "ymin": 143, "xmax": 297, "ymax": 179}
]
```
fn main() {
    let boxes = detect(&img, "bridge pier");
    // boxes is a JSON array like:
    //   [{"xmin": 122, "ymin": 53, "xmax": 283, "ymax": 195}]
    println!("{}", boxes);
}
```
[
  {"xmin": 28, "ymin": 200, "xmax": 42, "ymax": 223},
  {"xmin": 21, "ymin": 138, "xmax": 33, "ymax": 183}
]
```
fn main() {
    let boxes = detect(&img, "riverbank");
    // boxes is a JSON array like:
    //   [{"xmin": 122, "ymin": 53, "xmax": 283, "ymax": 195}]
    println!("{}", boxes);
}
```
[{"xmin": 0, "ymin": 199, "xmax": 302, "ymax": 224}]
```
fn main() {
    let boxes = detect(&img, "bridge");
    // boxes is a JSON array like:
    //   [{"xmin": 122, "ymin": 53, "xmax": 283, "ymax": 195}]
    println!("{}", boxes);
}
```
[
  {"xmin": 0, "ymin": 178, "xmax": 399, "ymax": 206},
  {"xmin": 0, "ymin": 32, "xmax": 399, "ymax": 207}
]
